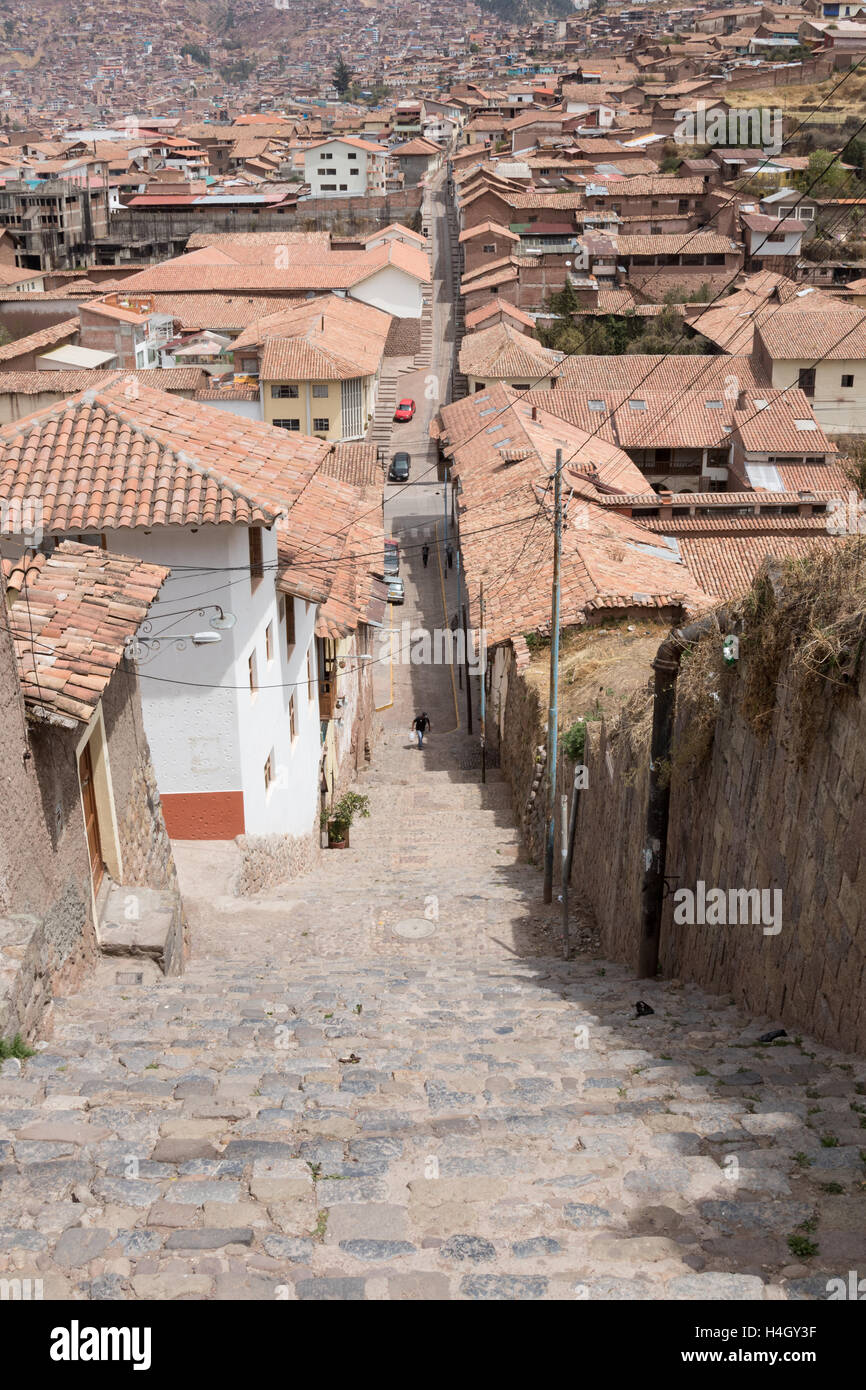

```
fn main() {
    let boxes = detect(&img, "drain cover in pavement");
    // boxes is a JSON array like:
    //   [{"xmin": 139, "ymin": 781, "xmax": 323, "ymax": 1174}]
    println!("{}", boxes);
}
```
[
  {"xmin": 116, "ymin": 970, "xmax": 144, "ymax": 985},
  {"xmin": 392, "ymin": 918, "xmax": 437, "ymax": 939}
]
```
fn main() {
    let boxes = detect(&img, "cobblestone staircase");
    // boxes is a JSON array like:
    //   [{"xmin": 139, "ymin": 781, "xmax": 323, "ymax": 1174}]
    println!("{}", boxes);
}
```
[{"xmin": 1, "ymin": 724, "xmax": 863, "ymax": 1301}]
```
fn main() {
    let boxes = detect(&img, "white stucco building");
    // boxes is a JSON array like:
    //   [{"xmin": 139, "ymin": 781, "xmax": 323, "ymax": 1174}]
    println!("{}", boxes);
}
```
[
  {"xmin": 0, "ymin": 380, "xmax": 381, "ymax": 843},
  {"xmin": 303, "ymin": 137, "xmax": 389, "ymax": 199}
]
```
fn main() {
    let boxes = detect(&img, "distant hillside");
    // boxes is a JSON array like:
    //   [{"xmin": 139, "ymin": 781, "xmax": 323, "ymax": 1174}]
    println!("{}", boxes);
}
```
[{"xmin": 477, "ymin": 0, "xmax": 575, "ymax": 22}]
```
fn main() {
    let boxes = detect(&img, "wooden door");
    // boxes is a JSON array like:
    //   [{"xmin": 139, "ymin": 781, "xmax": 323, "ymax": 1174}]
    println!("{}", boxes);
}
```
[{"xmin": 79, "ymin": 742, "xmax": 104, "ymax": 890}]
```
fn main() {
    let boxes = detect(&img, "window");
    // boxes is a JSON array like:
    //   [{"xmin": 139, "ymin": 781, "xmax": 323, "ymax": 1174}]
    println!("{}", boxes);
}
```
[
  {"xmin": 265, "ymin": 621, "xmax": 274, "ymax": 664},
  {"xmin": 678, "ymin": 199, "xmax": 689, "ymax": 213},
  {"xmin": 798, "ymin": 367, "xmax": 816, "ymax": 397},
  {"xmin": 322, "ymin": 152, "xmax": 333, "ymax": 160},
  {"xmin": 629, "ymin": 399, "xmax": 647, "ymax": 410},
  {"xmin": 483, "ymin": 243, "xmax": 495, "ymax": 253},
  {"xmin": 313, "ymin": 417, "xmax": 330, "ymax": 431},
  {"xmin": 350, "ymin": 168, "xmax": 360, "ymax": 175},
  {"xmin": 273, "ymin": 418, "xmax": 300, "ymax": 430},
  {"xmin": 588, "ymin": 399, "xmax": 605, "ymax": 411},
  {"xmin": 271, "ymin": 384, "xmax": 299, "ymax": 398},
  {"xmin": 289, "ymin": 693, "xmax": 297, "ymax": 742},
  {"xmin": 241, "ymin": 358, "xmax": 258, "ymax": 373},
  {"xmin": 312, "ymin": 383, "xmax": 329, "ymax": 398},
  {"xmin": 317, "ymin": 168, "xmax": 330, "ymax": 176},
  {"xmin": 264, "ymin": 750, "xmax": 274, "ymax": 794},
  {"xmin": 513, "ymin": 384, "xmax": 530, "ymax": 391},
  {"xmin": 321, "ymin": 184, "xmax": 337, "ymax": 191},
  {"xmin": 248, "ymin": 651, "xmax": 258, "ymax": 695},
  {"xmin": 249, "ymin": 527, "xmax": 263, "ymax": 592},
  {"xmin": 339, "ymin": 184, "xmax": 347, "ymax": 191},
  {"xmin": 285, "ymin": 597, "xmax": 296, "ymax": 653},
  {"xmin": 842, "ymin": 374, "xmax": 854, "ymax": 388},
  {"xmin": 347, "ymin": 152, "xmax": 357, "ymax": 160}
]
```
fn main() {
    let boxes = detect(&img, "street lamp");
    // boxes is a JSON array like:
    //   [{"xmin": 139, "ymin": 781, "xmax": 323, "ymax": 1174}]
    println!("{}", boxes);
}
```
[{"xmin": 209, "ymin": 607, "xmax": 237, "ymax": 631}]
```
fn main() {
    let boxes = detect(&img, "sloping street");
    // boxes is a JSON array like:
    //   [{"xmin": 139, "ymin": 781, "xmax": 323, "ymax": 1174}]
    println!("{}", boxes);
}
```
[{"xmin": 1, "ymin": 492, "xmax": 863, "ymax": 1303}]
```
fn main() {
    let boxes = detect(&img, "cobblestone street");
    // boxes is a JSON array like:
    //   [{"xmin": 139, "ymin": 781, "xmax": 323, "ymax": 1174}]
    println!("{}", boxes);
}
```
[{"xmin": 2, "ymin": 482, "xmax": 865, "ymax": 1304}]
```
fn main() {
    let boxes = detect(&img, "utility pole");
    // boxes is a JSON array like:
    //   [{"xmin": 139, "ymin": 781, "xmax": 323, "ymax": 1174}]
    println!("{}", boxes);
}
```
[
  {"xmin": 455, "ymin": 548, "xmax": 462, "ymax": 691},
  {"xmin": 462, "ymin": 599, "xmax": 472, "ymax": 734},
  {"xmin": 560, "ymin": 792, "xmax": 569, "ymax": 958},
  {"xmin": 479, "ymin": 579, "xmax": 486, "ymax": 784},
  {"xmin": 542, "ymin": 449, "xmax": 563, "ymax": 905}
]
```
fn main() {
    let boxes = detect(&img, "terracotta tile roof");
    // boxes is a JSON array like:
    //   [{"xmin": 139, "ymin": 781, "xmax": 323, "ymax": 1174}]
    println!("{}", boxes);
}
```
[
  {"xmin": 0, "ymin": 380, "xmax": 339, "ymax": 534},
  {"xmin": 6, "ymin": 540, "xmax": 168, "ymax": 724},
  {"xmin": 453, "ymin": 468, "xmax": 710, "ymax": 645},
  {"xmin": 233, "ymin": 293, "xmax": 391, "ymax": 379},
  {"xmin": 507, "ymin": 191, "xmax": 587, "ymax": 210},
  {"xmin": 555, "ymin": 353, "xmax": 767, "ymax": 393},
  {"xmin": 361, "ymin": 224, "xmax": 427, "ymax": 245},
  {"xmin": 584, "ymin": 175, "xmax": 707, "ymax": 197},
  {"xmin": 458, "ymin": 323, "xmax": 563, "ymax": 380},
  {"xmin": 260, "ymin": 337, "xmax": 358, "ymax": 382},
  {"xmin": 392, "ymin": 137, "xmax": 442, "ymax": 156},
  {"xmin": 0, "ymin": 266, "xmax": 44, "ymax": 286},
  {"xmin": 732, "ymin": 391, "xmax": 836, "ymax": 456},
  {"xmin": 639, "ymin": 513, "xmax": 838, "ymax": 536},
  {"xmin": 116, "ymin": 239, "xmax": 429, "ymax": 295},
  {"xmin": 148, "ymin": 294, "xmax": 295, "ymax": 331},
  {"xmin": 438, "ymin": 384, "xmax": 653, "ymax": 506},
  {"xmin": 195, "ymin": 384, "xmax": 259, "ymax": 402},
  {"xmin": 673, "ymin": 533, "xmax": 840, "ymax": 600},
  {"xmin": 526, "ymin": 382, "xmax": 829, "ymax": 455},
  {"xmin": 458, "ymin": 221, "xmax": 520, "ymax": 244},
  {"xmin": 464, "ymin": 298, "xmax": 535, "ymax": 330},
  {"xmin": 186, "ymin": 231, "xmax": 330, "ymax": 250},
  {"xmin": 325, "ymin": 442, "xmax": 383, "ymax": 490},
  {"xmin": 460, "ymin": 264, "xmax": 519, "ymax": 295},
  {"xmin": 0, "ymin": 318, "xmax": 79, "ymax": 363},
  {"xmin": 616, "ymin": 232, "xmax": 740, "ymax": 256},
  {"xmin": 755, "ymin": 304, "xmax": 866, "ymax": 361},
  {"xmin": 461, "ymin": 254, "xmax": 515, "ymax": 284},
  {"xmin": 0, "ymin": 367, "xmax": 204, "ymax": 395}
]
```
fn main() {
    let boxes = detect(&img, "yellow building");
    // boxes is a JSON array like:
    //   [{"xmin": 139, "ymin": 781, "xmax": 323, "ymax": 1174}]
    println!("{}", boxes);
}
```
[
  {"xmin": 232, "ymin": 294, "xmax": 392, "ymax": 441},
  {"xmin": 458, "ymin": 321, "xmax": 564, "ymax": 394}
]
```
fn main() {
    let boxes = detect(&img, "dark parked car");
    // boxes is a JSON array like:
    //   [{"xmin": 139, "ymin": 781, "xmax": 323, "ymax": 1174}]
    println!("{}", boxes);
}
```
[{"xmin": 389, "ymin": 451, "xmax": 411, "ymax": 482}]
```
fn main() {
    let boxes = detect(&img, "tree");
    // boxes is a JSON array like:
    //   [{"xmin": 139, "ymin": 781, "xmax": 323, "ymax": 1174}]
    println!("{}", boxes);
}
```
[
  {"xmin": 332, "ymin": 55, "xmax": 354, "ymax": 97},
  {"xmin": 842, "ymin": 437, "xmax": 866, "ymax": 496},
  {"xmin": 803, "ymin": 148, "xmax": 849, "ymax": 198}
]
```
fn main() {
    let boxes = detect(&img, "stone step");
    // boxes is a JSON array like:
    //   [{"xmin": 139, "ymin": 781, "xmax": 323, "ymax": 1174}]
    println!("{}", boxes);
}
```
[{"xmin": 99, "ymin": 884, "xmax": 185, "ymax": 976}]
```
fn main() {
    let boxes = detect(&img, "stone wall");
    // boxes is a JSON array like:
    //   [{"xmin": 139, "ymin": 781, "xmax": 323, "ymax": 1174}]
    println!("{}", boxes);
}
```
[
  {"xmin": 0, "ymin": 635, "xmax": 187, "ymax": 1040},
  {"xmin": 496, "ymin": 603, "xmax": 866, "ymax": 1054},
  {"xmin": 575, "ymin": 637, "xmax": 866, "ymax": 1055},
  {"xmin": 109, "ymin": 188, "xmax": 424, "ymax": 247},
  {"xmin": 0, "ymin": 618, "xmax": 97, "ymax": 1040},
  {"xmin": 234, "ymin": 828, "xmax": 320, "ymax": 897},
  {"xmin": 102, "ymin": 673, "xmax": 182, "ymax": 902}
]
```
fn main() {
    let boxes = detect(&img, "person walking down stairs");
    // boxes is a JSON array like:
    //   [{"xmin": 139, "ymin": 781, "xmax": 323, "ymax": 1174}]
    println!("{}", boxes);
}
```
[{"xmin": 412, "ymin": 712, "xmax": 431, "ymax": 748}]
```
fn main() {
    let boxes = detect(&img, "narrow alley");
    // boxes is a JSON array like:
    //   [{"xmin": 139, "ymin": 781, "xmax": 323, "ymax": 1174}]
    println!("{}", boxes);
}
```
[{"xmin": 0, "ymin": 491, "xmax": 861, "ymax": 1303}]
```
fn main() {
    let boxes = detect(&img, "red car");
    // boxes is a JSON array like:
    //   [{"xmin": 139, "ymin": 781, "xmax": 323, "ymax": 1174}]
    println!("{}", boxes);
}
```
[{"xmin": 393, "ymin": 398, "xmax": 416, "ymax": 422}]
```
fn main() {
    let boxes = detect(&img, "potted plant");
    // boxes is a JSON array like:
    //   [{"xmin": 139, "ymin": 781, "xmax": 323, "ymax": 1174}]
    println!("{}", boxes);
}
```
[{"xmin": 321, "ymin": 791, "xmax": 370, "ymax": 849}]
